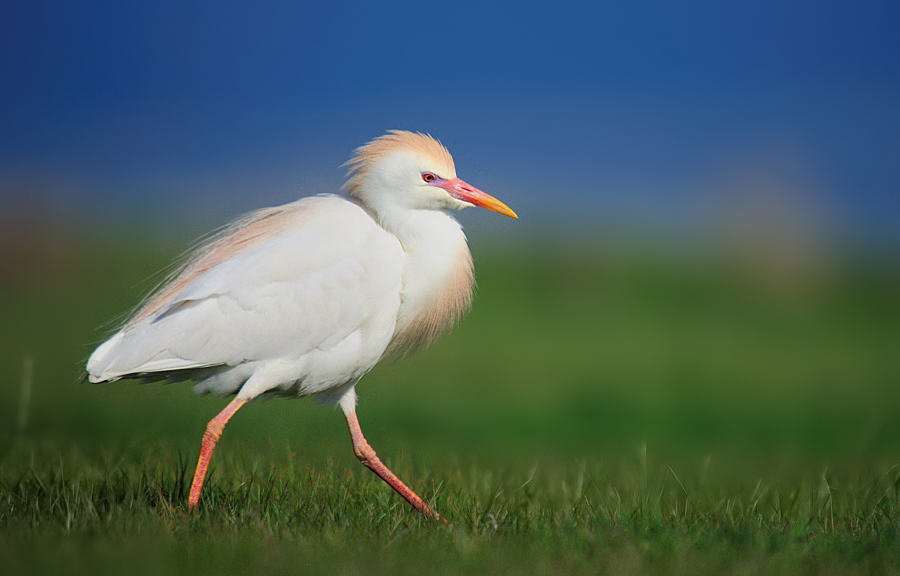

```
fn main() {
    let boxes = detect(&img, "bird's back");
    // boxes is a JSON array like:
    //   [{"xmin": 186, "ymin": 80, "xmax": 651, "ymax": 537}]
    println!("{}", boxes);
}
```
[{"xmin": 87, "ymin": 195, "xmax": 405, "ymax": 400}]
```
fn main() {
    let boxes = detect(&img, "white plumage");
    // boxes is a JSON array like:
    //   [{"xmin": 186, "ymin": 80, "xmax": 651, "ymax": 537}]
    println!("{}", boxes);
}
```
[
  {"xmin": 89, "ymin": 196, "xmax": 403, "ymax": 399},
  {"xmin": 86, "ymin": 131, "xmax": 517, "ymax": 517}
]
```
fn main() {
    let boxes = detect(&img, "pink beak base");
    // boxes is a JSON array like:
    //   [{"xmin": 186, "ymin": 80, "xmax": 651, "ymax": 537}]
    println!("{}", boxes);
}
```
[{"xmin": 441, "ymin": 178, "xmax": 518, "ymax": 219}]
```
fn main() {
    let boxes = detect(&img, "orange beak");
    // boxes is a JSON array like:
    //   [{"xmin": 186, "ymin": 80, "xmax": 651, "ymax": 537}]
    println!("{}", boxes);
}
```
[{"xmin": 441, "ymin": 178, "xmax": 518, "ymax": 219}]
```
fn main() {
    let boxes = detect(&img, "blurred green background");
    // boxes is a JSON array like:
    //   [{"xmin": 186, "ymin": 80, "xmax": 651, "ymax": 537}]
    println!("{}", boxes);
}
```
[{"xmin": 2, "ymin": 220, "xmax": 897, "ymax": 463}]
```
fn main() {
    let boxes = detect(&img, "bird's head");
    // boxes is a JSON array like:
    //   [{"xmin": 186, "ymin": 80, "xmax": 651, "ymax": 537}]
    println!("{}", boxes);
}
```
[{"xmin": 343, "ymin": 131, "xmax": 517, "ymax": 219}]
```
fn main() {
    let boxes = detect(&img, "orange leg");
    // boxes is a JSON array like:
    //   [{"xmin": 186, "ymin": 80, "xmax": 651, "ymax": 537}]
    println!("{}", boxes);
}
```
[
  {"xmin": 188, "ymin": 397, "xmax": 247, "ymax": 509},
  {"xmin": 344, "ymin": 408, "xmax": 438, "ymax": 519}
]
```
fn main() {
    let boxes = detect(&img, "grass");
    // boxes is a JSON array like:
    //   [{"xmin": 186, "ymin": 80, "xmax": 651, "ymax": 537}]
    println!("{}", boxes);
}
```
[
  {"xmin": 5, "ymin": 442, "xmax": 900, "ymax": 575},
  {"xmin": 1, "ymin": 227, "xmax": 899, "ymax": 574}
]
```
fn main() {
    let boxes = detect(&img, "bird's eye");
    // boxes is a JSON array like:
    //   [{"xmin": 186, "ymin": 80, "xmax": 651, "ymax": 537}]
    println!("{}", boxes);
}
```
[{"xmin": 422, "ymin": 173, "xmax": 436, "ymax": 183}]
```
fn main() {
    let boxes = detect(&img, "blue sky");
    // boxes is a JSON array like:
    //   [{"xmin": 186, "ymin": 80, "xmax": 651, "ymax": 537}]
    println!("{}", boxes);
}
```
[{"xmin": 2, "ymin": 0, "xmax": 898, "ymax": 241}]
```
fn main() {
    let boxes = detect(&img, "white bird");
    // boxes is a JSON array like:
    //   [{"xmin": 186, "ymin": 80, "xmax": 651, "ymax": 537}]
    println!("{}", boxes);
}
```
[{"xmin": 86, "ymin": 131, "xmax": 517, "ymax": 517}]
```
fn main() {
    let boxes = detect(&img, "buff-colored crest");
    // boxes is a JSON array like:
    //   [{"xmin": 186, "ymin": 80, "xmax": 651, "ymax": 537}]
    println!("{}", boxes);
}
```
[{"xmin": 343, "ymin": 131, "xmax": 456, "ymax": 199}]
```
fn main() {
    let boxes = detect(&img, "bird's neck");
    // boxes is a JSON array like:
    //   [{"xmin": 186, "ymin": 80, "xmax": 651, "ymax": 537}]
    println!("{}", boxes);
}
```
[
  {"xmin": 366, "ymin": 204, "xmax": 475, "ymax": 356},
  {"xmin": 371, "ymin": 202, "xmax": 461, "ymax": 246}
]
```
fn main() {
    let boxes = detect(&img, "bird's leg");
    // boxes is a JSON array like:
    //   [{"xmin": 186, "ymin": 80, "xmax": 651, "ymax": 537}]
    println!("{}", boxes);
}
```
[
  {"xmin": 343, "ymin": 408, "xmax": 438, "ymax": 519},
  {"xmin": 188, "ymin": 397, "xmax": 247, "ymax": 509}
]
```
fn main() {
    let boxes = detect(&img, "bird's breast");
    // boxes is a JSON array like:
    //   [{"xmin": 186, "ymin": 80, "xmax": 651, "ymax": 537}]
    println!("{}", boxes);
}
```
[{"xmin": 386, "ymin": 228, "xmax": 474, "ymax": 357}]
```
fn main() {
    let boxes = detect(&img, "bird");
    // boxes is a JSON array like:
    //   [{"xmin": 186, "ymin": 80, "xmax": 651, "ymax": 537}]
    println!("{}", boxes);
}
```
[{"xmin": 86, "ymin": 130, "xmax": 517, "ymax": 518}]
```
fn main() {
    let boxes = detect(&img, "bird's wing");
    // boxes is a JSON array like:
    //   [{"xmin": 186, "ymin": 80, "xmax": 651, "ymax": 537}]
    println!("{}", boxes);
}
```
[{"xmin": 87, "ymin": 196, "xmax": 404, "ymax": 383}]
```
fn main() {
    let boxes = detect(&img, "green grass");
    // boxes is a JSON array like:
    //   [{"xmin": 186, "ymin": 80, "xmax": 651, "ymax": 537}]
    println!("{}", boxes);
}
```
[
  {"xmin": 4, "ymin": 442, "xmax": 900, "ymax": 575},
  {"xmin": 1, "ymin": 230, "xmax": 899, "ymax": 574}
]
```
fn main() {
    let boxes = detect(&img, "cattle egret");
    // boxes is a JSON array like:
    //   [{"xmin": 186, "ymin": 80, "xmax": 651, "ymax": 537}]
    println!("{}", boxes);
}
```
[{"xmin": 86, "ymin": 131, "xmax": 517, "ymax": 518}]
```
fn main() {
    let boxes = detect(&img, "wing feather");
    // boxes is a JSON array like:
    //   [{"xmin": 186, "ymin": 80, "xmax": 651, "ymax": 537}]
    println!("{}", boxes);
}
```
[{"xmin": 87, "ymin": 195, "xmax": 403, "ymax": 385}]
